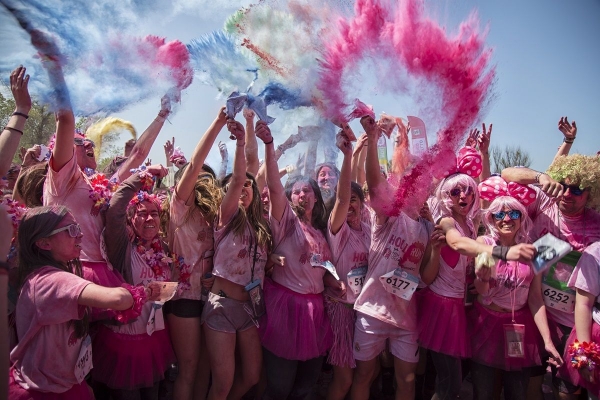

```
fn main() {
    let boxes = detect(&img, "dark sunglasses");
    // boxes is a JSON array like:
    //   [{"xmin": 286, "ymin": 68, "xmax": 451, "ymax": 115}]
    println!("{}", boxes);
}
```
[
  {"xmin": 561, "ymin": 183, "xmax": 586, "ymax": 196},
  {"xmin": 74, "ymin": 137, "xmax": 95, "ymax": 148},
  {"xmin": 449, "ymin": 186, "xmax": 473, "ymax": 197},
  {"xmin": 492, "ymin": 210, "xmax": 522, "ymax": 221}
]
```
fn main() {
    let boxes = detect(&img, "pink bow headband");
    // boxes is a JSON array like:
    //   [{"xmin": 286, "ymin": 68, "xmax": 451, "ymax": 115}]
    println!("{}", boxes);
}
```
[
  {"xmin": 478, "ymin": 176, "xmax": 536, "ymax": 206},
  {"xmin": 444, "ymin": 146, "xmax": 483, "ymax": 178}
]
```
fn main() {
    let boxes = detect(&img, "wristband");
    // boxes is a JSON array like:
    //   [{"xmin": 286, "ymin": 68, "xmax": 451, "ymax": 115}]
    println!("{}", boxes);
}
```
[
  {"xmin": 563, "ymin": 137, "xmax": 575, "ymax": 144},
  {"xmin": 264, "ymin": 139, "xmax": 273, "ymax": 145},
  {"xmin": 492, "ymin": 245, "xmax": 509, "ymax": 261},
  {"xmin": 4, "ymin": 126, "xmax": 23, "ymax": 135},
  {"xmin": 12, "ymin": 112, "xmax": 29, "ymax": 119},
  {"xmin": 534, "ymin": 172, "xmax": 546, "ymax": 184}
]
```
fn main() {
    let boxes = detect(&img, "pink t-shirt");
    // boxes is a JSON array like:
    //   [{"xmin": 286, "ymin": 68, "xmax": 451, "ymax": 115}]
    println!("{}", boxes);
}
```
[
  {"xmin": 429, "ymin": 221, "xmax": 473, "ymax": 299},
  {"xmin": 478, "ymin": 236, "xmax": 534, "ymax": 310},
  {"xmin": 527, "ymin": 186, "xmax": 600, "ymax": 327},
  {"xmin": 43, "ymin": 153, "xmax": 105, "ymax": 262},
  {"xmin": 269, "ymin": 202, "xmax": 332, "ymax": 295},
  {"xmin": 168, "ymin": 190, "xmax": 214, "ymax": 300},
  {"xmin": 108, "ymin": 251, "xmax": 168, "ymax": 336},
  {"xmin": 326, "ymin": 216, "xmax": 370, "ymax": 303},
  {"xmin": 354, "ymin": 213, "xmax": 432, "ymax": 331},
  {"xmin": 568, "ymin": 242, "xmax": 600, "ymax": 301},
  {"xmin": 213, "ymin": 211, "xmax": 268, "ymax": 287},
  {"xmin": 11, "ymin": 267, "xmax": 91, "ymax": 393}
]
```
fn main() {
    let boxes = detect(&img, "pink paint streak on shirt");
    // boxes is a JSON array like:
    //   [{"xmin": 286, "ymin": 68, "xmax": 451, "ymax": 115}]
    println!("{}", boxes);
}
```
[
  {"xmin": 326, "ymin": 216, "xmax": 370, "ymax": 303},
  {"xmin": 168, "ymin": 190, "xmax": 214, "ymax": 300},
  {"xmin": 11, "ymin": 267, "xmax": 91, "ymax": 393},
  {"xmin": 213, "ymin": 211, "xmax": 268, "ymax": 287},
  {"xmin": 527, "ymin": 186, "xmax": 600, "ymax": 326},
  {"xmin": 269, "ymin": 202, "xmax": 332, "ymax": 295},
  {"xmin": 43, "ymin": 153, "xmax": 104, "ymax": 262},
  {"xmin": 354, "ymin": 213, "xmax": 432, "ymax": 331},
  {"xmin": 568, "ymin": 242, "xmax": 600, "ymax": 301}
]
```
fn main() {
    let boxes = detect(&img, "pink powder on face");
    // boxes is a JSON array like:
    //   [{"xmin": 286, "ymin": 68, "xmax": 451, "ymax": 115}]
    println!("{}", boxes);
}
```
[{"xmin": 317, "ymin": 0, "xmax": 495, "ymax": 216}]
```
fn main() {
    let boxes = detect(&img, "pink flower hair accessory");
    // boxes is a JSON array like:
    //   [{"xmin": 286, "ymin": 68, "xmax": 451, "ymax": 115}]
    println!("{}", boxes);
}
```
[
  {"xmin": 110, "ymin": 284, "xmax": 147, "ymax": 324},
  {"xmin": 478, "ymin": 176, "xmax": 536, "ymax": 206}
]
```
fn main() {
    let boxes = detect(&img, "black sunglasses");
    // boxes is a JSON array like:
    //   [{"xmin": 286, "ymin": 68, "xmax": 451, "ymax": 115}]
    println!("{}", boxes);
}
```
[{"xmin": 561, "ymin": 183, "xmax": 586, "ymax": 196}]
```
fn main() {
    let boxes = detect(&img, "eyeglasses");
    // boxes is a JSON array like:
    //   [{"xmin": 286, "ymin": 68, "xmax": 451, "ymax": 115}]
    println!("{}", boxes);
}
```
[
  {"xmin": 47, "ymin": 223, "xmax": 82, "ymax": 238},
  {"xmin": 449, "ymin": 186, "xmax": 473, "ymax": 197},
  {"xmin": 74, "ymin": 138, "xmax": 95, "ymax": 148},
  {"xmin": 561, "ymin": 183, "xmax": 586, "ymax": 196},
  {"xmin": 492, "ymin": 210, "xmax": 522, "ymax": 221},
  {"xmin": 224, "ymin": 179, "xmax": 253, "ymax": 193}
]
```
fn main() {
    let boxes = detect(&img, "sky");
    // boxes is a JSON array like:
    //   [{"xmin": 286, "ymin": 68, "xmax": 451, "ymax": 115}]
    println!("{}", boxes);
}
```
[{"xmin": 1, "ymin": 0, "xmax": 599, "ymax": 174}]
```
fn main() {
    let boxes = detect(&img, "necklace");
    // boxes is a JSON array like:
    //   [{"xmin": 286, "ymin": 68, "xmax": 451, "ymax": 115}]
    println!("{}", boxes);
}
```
[{"xmin": 133, "ymin": 236, "xmax": 171, "ymax": 282}]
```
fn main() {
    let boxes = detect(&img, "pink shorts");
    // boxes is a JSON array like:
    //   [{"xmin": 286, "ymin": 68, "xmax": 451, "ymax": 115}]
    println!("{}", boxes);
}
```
[{"xmin": 353, "ymin": 312, "xmax": 419, "ymax": 363}]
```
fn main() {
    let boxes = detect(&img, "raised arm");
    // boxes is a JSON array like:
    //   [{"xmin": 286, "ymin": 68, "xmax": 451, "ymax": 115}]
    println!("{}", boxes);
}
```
[
  {"xmin": 243, "ymin": 108, "xmax": 260, "ymax": 175},
  {"xmin": 1, "ymin": 66, "xmax": 31, "ymax": 177},
  {"xmin": 351, "ymin": 133, "xmax": 368, "ymax": 185},
  {"xmin": 105, "ymin": 165, "xmax": 167, "ymax": 281},
  {"xmin": 218, "ymin": 120, "xmax": 247, "ymax": 228},
  {"xmin": 117, "ymin": 95, "xmax": 171, "ymax": 181},
  {"xmin": 552, "ymin": 116, "xmax": 577, "ymax": 163},
  {"xmin": 501, "ymin": 166, "xmax": 563, "ymax": 198},
  {"xmin": 478, "ymin": 123, "xmax": 492, "ymax": 182},
  {"xmin": 217, "ymin": 141, "xmax": 229, "ymax": 181},
  {"xmin": 255, "ymin": 121, "xmax": 286, "ymax": 222},
  {"xmin": 176, "ymin": 107, "xmax": 227, "ymax": 205},
  {"xmin": 362, "ymin": 116, "xmax": 390, "ymax": 224},
  {"xmin": 330, "ymin": 132, "xmax": 353, "ymax": 234}
]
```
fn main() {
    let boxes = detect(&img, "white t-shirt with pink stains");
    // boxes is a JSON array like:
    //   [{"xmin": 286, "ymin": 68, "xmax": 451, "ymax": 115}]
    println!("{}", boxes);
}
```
[
  {"xmin": 269, "ymin": 202, "xmax": 332, "ymax": 295},
  {"xmin": 326, "ymin": 216, "xmax": 371, "ymax": 303},
  {"xmin": 11, "ymin": 267, "xmax": 91, "ymax": 393},
  {"xmin": 526, "ymin": 186, "xmax": 600, "ymax": 327},
  {"xmin": 213, "ymin": 211, "xmax": 268, "ymax": 287},
  {"xmin": 354, "ymin": 213, "xmax": 432, "ymax": 331},
  {"xmin": 43, "ymin": 153, "xmax": 105, "ymax": 263},
  {"xmin": 168, "ymin": 190, "xmax": 214, "ymax": 301},
  {"xmin": 568, "ymin": 242, "xmax": 600, "ymax": 302}
]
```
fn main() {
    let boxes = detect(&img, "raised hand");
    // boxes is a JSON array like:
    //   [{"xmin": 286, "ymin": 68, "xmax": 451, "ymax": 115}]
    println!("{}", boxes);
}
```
[
  {"xmin": 10, "ymin": 65, "xmax": 31, "ymax": 113},
  {"xmin": 145, "ymin": 164, "xmax": 168, "ymax": 179},
  {"xmin": 218, "ymin": 141, "xmax": 228, "ymax": 160},
  {"xmin": 558, "ymin": 117, "xmax": 577, "ymax": 140},
  {"xmin": 255, "ymin": 121, "xmax": 273, "ymax": 144},
  {"xmin": 465, "ymin": 127, "xmax": 479, "ymax": 148},
  {"xmin": 243, "ymin": 108, "xmax": 255, "ymax": 121},
  {"xmin": 226, "ymin": 120, "xmax": 245, "ymax": 142},
  {"xmin": 478, "ymin": 123, "xmax": 492, "ymax": 153},
  {"xmin": 336, "ymin": 131, "xmax": 353, "ymax": 155},
  {"xmin": 163, "ymin": 138, "xmax": 174, "ymax": 160},
  {"xmin": 360, "ymin": 116, "xmax": 378, "ymax": 136}
]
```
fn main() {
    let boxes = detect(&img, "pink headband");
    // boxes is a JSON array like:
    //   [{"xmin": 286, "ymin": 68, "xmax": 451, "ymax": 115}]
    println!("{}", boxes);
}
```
[
  {"xmin": 444, "ymin": 146, "xmax": 483, "ymax": 178},
  {"xmin": 478, "ymin": 175, "xmax": 536, "ymax": 206}
]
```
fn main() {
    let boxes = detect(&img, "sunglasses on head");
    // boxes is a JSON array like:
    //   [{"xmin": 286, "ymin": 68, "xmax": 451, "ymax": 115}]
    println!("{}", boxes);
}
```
[
  {"xmin": 48, "ymin": 223, "xmax": 82, "ymax": 238},
  {"xmin": 561, "ymin": 183, "xmax": 586, "ymax": 196},
  {"xmin": 492, "ymin": 210, "xmax": 522, "ymax": 221},
  {"xmin": 449, "ymin": 186, "xmax": 473, "ymax": 197}
]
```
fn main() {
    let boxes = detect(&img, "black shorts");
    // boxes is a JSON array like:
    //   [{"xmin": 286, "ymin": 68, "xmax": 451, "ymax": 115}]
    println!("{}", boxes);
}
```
[{"xmin": 164, "ymin": 298, "xmax": 203, "ymax": 318}]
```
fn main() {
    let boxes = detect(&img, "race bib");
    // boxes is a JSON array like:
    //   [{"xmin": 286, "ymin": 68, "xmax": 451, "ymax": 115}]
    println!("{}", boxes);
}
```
[
  {"xmin": 310, "ymin": 254, "xmax": 339, "ymax": 280},
  {"xmin": 542, "ymin": 283, "xmax": 575, "ymax": 314},
  {"xmin": 146, "ymin": 302, "xmax": 165, "ymax": 336},
  {"xmin": 379, "ymin": 268, "xmax": 419, "ymax": 301},
  {"xmin": 347, "ymin": 266, "xmax": 368, "ymax": 295},
  {"xmin": 74, "ymin": 335, "xmax": 93, "ymax": 383}
]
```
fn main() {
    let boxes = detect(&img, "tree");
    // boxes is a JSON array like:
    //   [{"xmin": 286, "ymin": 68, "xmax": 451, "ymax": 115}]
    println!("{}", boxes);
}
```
[
  {"xmin": 0, "ymin": 89, "xmax": 56, "ymax": 163},
  {"xmin": 490, "ymin": 145, "xmax": 532, "ymax": 174}
]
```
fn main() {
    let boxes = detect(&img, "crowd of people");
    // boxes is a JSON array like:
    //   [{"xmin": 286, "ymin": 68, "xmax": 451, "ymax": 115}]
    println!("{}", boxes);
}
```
[{"xmin": 1, "ymin": 60, "xmax": 600, "ymax": 400}]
